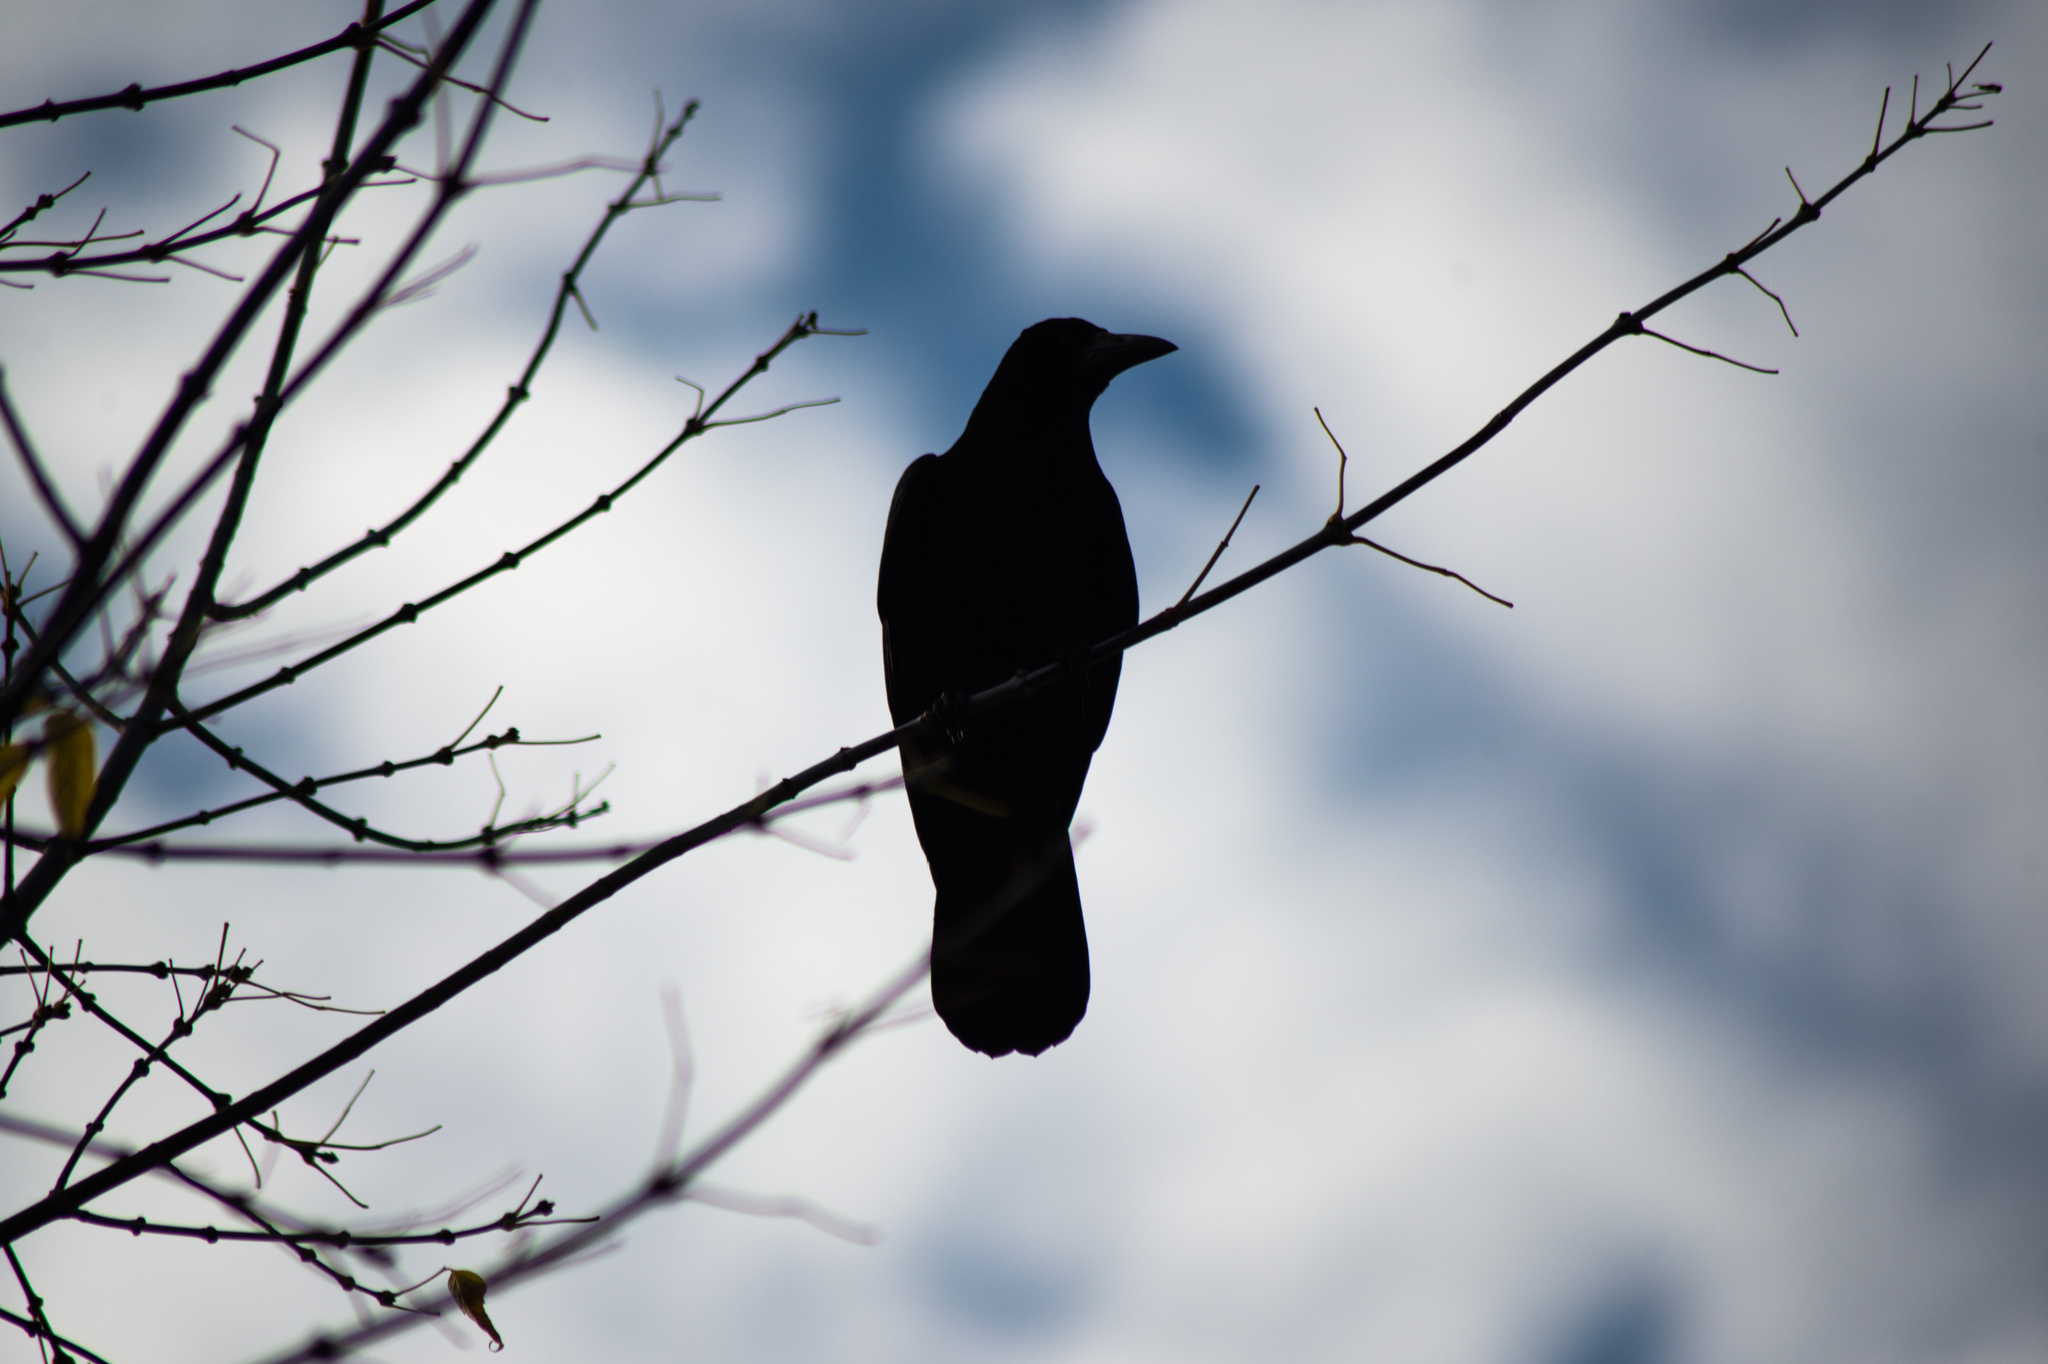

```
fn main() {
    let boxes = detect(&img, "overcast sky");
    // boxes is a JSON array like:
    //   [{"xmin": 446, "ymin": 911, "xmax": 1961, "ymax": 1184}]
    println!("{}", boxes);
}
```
[{"xmin": 2, "ymin": 3, "xmax": 2044, "ymax": 1363}]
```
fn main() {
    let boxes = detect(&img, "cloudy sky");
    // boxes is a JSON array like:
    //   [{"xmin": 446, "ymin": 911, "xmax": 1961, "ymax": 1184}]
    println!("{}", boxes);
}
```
[{"xmin": 1, "ymin": 2, "xmax": 2043, "ymax": 1362}]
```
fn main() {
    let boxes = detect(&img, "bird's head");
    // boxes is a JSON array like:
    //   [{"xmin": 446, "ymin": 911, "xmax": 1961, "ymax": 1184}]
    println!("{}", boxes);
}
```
[{"xmin": 966, "ymin": 318, "xmax": 1178, "ymax": 439}]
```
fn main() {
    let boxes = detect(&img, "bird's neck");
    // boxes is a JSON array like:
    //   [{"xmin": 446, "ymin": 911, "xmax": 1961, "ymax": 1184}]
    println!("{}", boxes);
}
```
[{"xmin": 954, "ymin": 391, "xmax": 1100, "ymax": 475}]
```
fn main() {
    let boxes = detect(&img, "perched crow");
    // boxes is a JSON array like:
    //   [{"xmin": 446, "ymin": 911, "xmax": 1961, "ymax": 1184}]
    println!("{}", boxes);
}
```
[{"xmin": 878, "ymin": 318, "xmax": 1176, "ymax": 1056}]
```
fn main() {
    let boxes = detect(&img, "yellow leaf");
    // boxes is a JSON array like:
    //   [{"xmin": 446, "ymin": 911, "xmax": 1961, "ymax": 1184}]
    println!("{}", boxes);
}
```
[
  {"xmin": 0, "ymin": 744, "xmax": 28, "ymax": 806},
  {"xmin": 44, "ymin": 711, "xmax": 95, "ymax": 838},
  {"xmin": 447, "ymin": 1269, "xmax": 503, "ymax": 1351}
]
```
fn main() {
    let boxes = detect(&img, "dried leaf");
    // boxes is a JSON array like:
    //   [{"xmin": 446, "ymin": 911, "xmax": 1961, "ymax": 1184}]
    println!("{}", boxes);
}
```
[
  {"xmin": 447, "ymin": 1269, "xmax": 503, "ymax": 1351},
  {"xmin": 44, "ymin": 710, "xmax": 95, "ymax": 838}
]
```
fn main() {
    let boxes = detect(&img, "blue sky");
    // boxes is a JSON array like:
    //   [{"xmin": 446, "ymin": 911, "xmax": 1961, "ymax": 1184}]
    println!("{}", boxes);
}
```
[{"xmin": 2, "ymin": 3, "xmax": 2045, "ymax": 1362}]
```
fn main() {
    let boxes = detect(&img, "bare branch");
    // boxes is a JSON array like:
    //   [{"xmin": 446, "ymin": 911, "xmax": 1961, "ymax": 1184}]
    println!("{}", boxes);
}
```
[
  {"xmin": 0, "ymin": 1301, "xmax": 116, "ymax": 1364},
  {"xmin": 212, "ymin": 99, "xmax": 712, "ymax": 621},
  {"xmin": 380, "ymin": 243, "xmax": 478, "ymax": 308},
  {"xmin": 654, "ymin": 988, "xmax": 693, "ymax": 1167},
  {"xmin": 246, "ymin": 847, "xmax": 1067, "ymax": 1363},
  {"xmin": 1317, "ymin": 405, "xmax": 1353, "ymax": 517},
  {"xmin": 0, "ymin": 46, "xmax": 1999, "ymax": 1256},
  {"xmin": 0, "ymin": 0, "xmax": 537, "ymax": 969},
  {"xmin": 0, "ymin": 0, "xmax": 443, "ymax": 129},
  {"xmin": 1342, "ymin": 534, "xmax": 1515, "ymax": 609},
  {"xmin": 64, "ymin": 1200, "xmax": 592, "ymax": 1249},
  {"xmin": 1734, "ymin": 267, "xmax": 1798, "ymax": 336},
  {"xmin": 0, "ymin": 172, "xmax": 91, "ymax": 245},
  {"xmin": 182, "ymin": 313, "xmax": 855, "ymax": 724},
  {"xmin": 140, "ymin": 701, "xmax": 610, "ymax": 853},
  {"xmin": 0, "ymin": 371, "xmax": 84, "ymax": 545},
  {"xmin": 372, "ymin": 36, "xmax": 550, "ymax": 122},
  {"xmin": 231, "ymin": 126, "xmax": 285, "ymax": 217},
  {"xmin": 12, "ymin": 935, "xmax": 230, "ymax": 1114},
  {"xmin": 0, "ymin": 181, "xmax": 401, "ymax": 278},
  {"xmin": 686, "ymin": 1183, "xmax": 879, "ymax": 1246},
  {"xmin": 1634, "ymin": 322, "xmax": 1780, "ymax": 374},
  {"xmin": 1175, "ymin": 484, "xmax": 1259, "ymax": 610},
  {"xmin": 0, "ymin": 0, "xmax": 509, "ymax": 741},
  {"xmin": 702, "ymin": 395, "xmax": 841, "ymax": 429},
  {"xmin": 462, "ymin": 155, "xmax": 649, "ymax": 187}
]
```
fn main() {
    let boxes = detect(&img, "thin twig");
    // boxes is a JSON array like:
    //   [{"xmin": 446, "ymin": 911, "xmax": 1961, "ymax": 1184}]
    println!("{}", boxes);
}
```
[
  {"xmin": 182, "ymin": 313, "xmax": 855, "ymax": 725},
  {"xmin": 246, "ymin": 848, "xmax": 1067, "ymax": 1364},
  {"xmin": 149, "ymin": 700, "xmax": 609, "ymax": 853},
  {"xmin": 1317, "ymin": 405, "xmax": 1352, "ymax": 517},
  {"xmin": 1343, "ymin": 536, "xmax": 1513, "ymax": 607},
  {"xmin": 211, "ymin": 99, "xmax": 712, "ymax": 621},
  {"xmin": 0, "ymin": 47, "xmax": 1999, "ymax": 1253},
  {"xmin": 11, "ymin": 936, "xmax": 230, "ymax": 1112},
  {"xmin": 1176, "ymin": 485, "xmax": 1259, "ymax": 610},
  {"xmin": 0, "ymin": 0, "xmax": 531, "ymax": 950},
  {"xmin": 0, "ymin": 0, "xmax": 507, "ymax": 742},
  {"xmin": 1635, "ymin": 323, "xmax": 1779, "ymax": 374},
  {"xmin": 372, "ymin": 37, "xmax": 550, "ymax": 122},
  {"xmin": 0, "ymin": 172, "xmax": 91, "ymax": 244},
  {"xmin": 1733, "ymin": 267, "xmax": 1797, "ymax": 336},
  {"xmin": 0, "ymin": 181, "xmax": 388, "ymax": 278}
]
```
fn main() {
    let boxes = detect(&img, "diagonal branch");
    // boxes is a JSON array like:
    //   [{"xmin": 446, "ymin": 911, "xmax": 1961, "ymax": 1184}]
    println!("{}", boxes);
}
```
[
  {"xmin": 86, "ymin": 721, "xmax": 591, "ymax": 849},
  {"xmin": 0, "ymin": 171, "xmax": 92, "ymax": 248},
  {"xmin": 0, "ymin": 0, "xmax": 505, "ymax": 741},
  {"xmin": 1344, "ymin": 534, "xmax": 1513, "ymax": 608},
  {"xmin": 1175, "ymin": 484, "xmax": 1259, "ymax": 610},
  {"xmin": 0, "ymin": 0, "xmax": 443, "ymax": 129},
  {"xmin": 0, "ymin": 180, "xmax": 401, "ymax": 278},
  {"xmin": 213, "ymin": 100, "xmax": 709, "ymax": 621},
  {"xmin": 0, "ymin": 47, "xmax": 1997, "ymax": 1251},
  {"xmin": 177, "ymin": 312, "xmax": 851, "ymax": 726},
  {"xmin": 246, "ymin": 845, "xmax": 1065, "ymax": 1364},
  {"xmin": 0, "ymin": 371, "xmax": 83, "ymax": 545},
  {"xmin": 155, "ymin": 700, "xmax": 608, "ymax": 852},
  {"xmin": 0, "ymin": 0, "xmax": 536, "ymax": 954},
  {"xmin": 11, "ymin": 936, "xmax": 230, "ymax": 1111}
]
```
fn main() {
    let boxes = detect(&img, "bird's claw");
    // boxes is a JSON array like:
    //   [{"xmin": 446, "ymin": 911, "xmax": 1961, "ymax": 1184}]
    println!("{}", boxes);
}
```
[{"xmin": 924, "ymin": 689, "xmax": 972, "ymax": 746}]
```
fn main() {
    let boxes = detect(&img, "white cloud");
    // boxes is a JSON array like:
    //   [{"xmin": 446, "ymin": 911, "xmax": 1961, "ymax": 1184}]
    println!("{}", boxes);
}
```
[
  {"xmin": 925, "ymin": 0, "xmax": 2048, "ymax": 1359},
  {"xmin": 4, "ymin": 3, "xmax": 2045, "ymax": 1363}
]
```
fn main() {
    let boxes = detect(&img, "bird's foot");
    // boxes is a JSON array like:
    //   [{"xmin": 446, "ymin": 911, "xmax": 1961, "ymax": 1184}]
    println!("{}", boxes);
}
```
[
  {"xmin": 1057, "ymin": 641, "xmax": 1094, "ymax": 704},
  {"xmin": 923, "ymin": 689, "xmax": 972, "ymax": 746}
]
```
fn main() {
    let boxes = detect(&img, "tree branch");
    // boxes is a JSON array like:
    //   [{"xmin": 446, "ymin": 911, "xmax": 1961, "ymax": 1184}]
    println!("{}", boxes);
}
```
[
  {"xmin": 212, "ymin": 100, "xmax": 707, "ymax": 620},
  {"xmin": 0, "ymin": 45, "xmax": 1998, "ymax": 1257},
  {"xmin": 175, "ymin": 311, "xmax": 850, "ymax": 726},
  {"xmin": 0, "ymin": 0, "xmax": 443, "ymax": 129},
  {"xmin": 0, "ymin": 0, "xmax": 506, "ymax": 740}
]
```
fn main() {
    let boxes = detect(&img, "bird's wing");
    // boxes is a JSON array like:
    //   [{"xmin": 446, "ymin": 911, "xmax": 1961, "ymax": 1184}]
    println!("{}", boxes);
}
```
[{"xmin": 877, "ymin": 452, "xmax": 947, "ymax": 728}]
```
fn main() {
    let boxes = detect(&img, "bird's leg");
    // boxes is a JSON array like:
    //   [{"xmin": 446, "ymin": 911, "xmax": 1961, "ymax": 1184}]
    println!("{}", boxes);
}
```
[
  {"xmin": 1057, "ymin": 640, "xmax": 1096, "ymax": 735},
  {"xmin": 1060, "ymin": 642, "xmax": 1092, "ymax": 700}
]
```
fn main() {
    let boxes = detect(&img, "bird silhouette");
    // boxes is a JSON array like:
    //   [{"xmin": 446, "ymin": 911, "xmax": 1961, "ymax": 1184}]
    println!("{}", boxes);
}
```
[{"xmin": 878, "ymin": 318, "xmax": 1176, "ymax": 1056}]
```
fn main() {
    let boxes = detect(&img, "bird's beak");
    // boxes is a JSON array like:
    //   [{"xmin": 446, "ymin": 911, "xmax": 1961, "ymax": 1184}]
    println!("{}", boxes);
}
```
[{"xmin": 1079, "ymin": 331, "xmax": 1177, "ymax": 380}]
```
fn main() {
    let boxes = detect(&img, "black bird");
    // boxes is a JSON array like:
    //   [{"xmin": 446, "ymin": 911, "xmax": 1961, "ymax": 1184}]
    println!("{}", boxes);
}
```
[{"xmin": 878, "ymin": 318, "xmax": 1176, "ymax": 1057}]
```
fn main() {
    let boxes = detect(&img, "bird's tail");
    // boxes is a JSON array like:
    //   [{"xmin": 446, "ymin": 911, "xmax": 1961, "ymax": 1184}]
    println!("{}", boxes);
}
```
[{"xmin": 929, "ymin": 835, "xmax": 1090, "ymax": 1058}]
